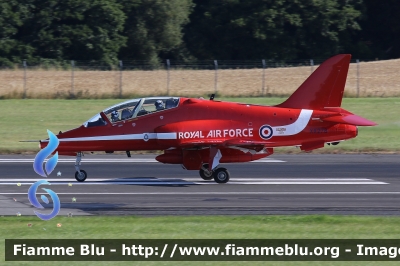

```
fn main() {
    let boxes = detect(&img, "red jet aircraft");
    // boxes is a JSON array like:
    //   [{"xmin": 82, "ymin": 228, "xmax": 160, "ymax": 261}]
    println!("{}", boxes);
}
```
[{"xmin": 40, "ymin": 54, "xmax": 376, "ymax": 183}]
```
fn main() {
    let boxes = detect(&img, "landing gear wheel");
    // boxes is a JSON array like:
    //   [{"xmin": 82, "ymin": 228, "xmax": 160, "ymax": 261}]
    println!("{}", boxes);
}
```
[
  {"xmin": 199, "ymin": 164, "xmax": 213, "ymax": 180},
  {"xmin": 75, "ymin": 170, "xmax": 87, "ymax": 182},
  {"xmin": 213, "ymin": 168, "xmax": 230, "ymax": 184}
]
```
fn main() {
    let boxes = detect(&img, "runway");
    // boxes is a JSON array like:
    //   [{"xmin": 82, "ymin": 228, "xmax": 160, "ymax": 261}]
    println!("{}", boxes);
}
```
[{"xmin": 0, "ymin": 154, "xmax": 399, "ymax": 216}]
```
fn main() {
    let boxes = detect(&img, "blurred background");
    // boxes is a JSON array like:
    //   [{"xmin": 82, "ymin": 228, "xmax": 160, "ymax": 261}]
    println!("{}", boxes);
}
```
[{"xmin": 1, "ymin": 0, "xmax": 399, "ymax": 98}]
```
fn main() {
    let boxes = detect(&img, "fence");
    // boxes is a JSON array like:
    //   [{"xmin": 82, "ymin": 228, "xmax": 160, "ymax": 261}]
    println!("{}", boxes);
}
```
[{"xmin": 0, "ymin": 58, "xmax": 399, "ymax": 98}]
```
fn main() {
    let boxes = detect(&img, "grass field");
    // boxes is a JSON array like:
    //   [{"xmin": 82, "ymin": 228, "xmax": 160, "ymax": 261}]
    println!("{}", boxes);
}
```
[
  {"xmin": 0, "ymin": 97, "xmax": 398, "ymax": 153},
  {"xmin": 1, "ymin": 215, "xmax": 400, "ymax": 265},
  {"xmin": 1, "ymin": 58, "xmax": 400, "ymax": 98}
]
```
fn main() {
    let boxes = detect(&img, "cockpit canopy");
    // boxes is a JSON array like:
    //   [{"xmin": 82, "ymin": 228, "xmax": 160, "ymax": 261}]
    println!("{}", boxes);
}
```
[{"xmin": 84, "ymin": 97, "xmax": 180, "ymax": 127}]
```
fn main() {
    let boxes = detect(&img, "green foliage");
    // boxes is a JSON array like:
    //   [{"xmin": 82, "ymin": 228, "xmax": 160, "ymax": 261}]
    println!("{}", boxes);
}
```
[
  {"xmin": 355, "ymin": 0, "xmax": 400, "ymax": 59},
  {"xmin": 0, "ymin": 0, "xmax": 127, "ymax": 65},
  {"xmin": 0, "ymin": 1, "xmax": 399, "ymax": 63},
  {"xmin": 117, "ymin": 0, "xmax": 193, "ymax": 64},
  {"xmin": 0, "ymin": 0, "xmax": 34, "ymax": 66},
  {"xmin": 184, "ymin": 0, "xmax": 363, "ymax": 60}
]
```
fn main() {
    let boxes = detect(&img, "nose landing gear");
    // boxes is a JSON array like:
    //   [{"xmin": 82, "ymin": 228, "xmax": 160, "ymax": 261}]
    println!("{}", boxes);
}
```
[
  {"xmin": 74, "ymin": 152, "xmax": 87, "ymax": 182},
  {"xmin": 75, "ymin": 169, "xmax": 87, "ymax": 182}
]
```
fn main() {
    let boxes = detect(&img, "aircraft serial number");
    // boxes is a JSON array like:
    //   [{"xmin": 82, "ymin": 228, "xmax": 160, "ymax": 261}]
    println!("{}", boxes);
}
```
[{"xmin": 310, "ymin": 127, "xmax": 328, "ymax": 133}]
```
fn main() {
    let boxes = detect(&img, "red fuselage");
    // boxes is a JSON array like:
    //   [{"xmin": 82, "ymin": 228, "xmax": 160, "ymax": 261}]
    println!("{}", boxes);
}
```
[
  {"xmin": 41, "ymin": 97, "xmax": 357, "ymax": 166},
  {"xmin": 37, "ymin": 55, "xmax": 376, "ymax": 183}
]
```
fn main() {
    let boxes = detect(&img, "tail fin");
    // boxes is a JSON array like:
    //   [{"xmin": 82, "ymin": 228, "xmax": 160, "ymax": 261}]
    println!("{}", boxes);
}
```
[{"xmin": 276, "ymin": 54, "xmax": 351, "ymax": 110}]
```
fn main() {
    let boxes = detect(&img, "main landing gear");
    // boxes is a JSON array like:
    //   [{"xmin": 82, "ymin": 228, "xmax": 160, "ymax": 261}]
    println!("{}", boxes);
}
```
[
  {"xmin": 199, "ymin": 163, "xmax": 230, "ymax": 184},
  {"xmin": 74, "ymin": 152, "xmax": 87, "ymax": 182}
]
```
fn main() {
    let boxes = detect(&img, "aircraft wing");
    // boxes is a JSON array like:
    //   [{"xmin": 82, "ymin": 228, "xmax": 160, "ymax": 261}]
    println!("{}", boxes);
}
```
[
  {"xmin": 178, "ymin": 138, "xmax": 273, "ymax": 147},
  {"xmin": 177, "ymin": 138, "xmax": 275, "ymax": 154}
]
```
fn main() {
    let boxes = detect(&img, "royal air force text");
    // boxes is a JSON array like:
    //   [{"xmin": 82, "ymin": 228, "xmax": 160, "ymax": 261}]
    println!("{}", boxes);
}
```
[{"xmin": 178, "ymin": 129, "xmax": 254, "ymax": 139}]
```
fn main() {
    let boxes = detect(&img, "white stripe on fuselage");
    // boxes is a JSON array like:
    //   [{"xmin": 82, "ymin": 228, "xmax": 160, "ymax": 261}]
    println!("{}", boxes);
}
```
[
  {"xmin": 42, "ymin": 133, "xmax": 177, "ymax": 142},
  {"xmin": 271, "ymin": 109, "xmax": 313, "ymax": 136}
]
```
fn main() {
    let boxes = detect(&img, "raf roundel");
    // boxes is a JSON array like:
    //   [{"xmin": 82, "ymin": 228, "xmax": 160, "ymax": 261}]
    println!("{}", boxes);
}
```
[{"xmin": 259, "ymin": 125, "xmax": 273, "ymax": 140}]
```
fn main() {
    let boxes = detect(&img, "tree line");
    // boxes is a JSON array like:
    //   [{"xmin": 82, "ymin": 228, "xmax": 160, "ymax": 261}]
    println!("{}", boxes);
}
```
[{"xmin": 0, "ymin": 0, "xmax": 399, "ymax": 66}]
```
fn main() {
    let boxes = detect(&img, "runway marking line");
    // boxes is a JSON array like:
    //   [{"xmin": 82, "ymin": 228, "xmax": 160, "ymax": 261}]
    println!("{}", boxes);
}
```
[
  {"xmin": 0, "ymin": 192, "xmax": 399, "ymax": 195},
  {"xmin": 0, "ymin": 178, "xmax": 380, "ymax": 181},
  {"xmin": 0, "ymin": 158, "xmax": 285, "ymax": 163},
  {"xmin": 0, "ymin": 178, "xmax": 388, "ymax": 185},
  {"xmin": 0, "ymin": 178, "xmax": 375, "ymax": 181}
]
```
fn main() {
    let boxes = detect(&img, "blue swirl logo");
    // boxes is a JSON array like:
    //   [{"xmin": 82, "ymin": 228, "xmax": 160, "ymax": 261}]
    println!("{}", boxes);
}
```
[
  {"xmin": 33, "ymin": 130, "xmax": 59, "ymax": 177},
  {"xmin": 29, "ymin": 130, "xmax": 61, "ymax": 220},
  {"xmin": 28, "ymin": 180, "xmax": 60, "ymax": 220}
]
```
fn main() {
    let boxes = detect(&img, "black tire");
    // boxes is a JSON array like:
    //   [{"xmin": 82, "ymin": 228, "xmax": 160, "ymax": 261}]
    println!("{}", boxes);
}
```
[
  {"xmin": 213, "ymin": 168, "xmax": 230, "ymax": 184},
  {"xmin": 199, "ymin": 164, "xmax": 213, "ymax": 180},
  {"xmin": 75, "ymin": 170, "xmax": 87, "ymax": 182}
]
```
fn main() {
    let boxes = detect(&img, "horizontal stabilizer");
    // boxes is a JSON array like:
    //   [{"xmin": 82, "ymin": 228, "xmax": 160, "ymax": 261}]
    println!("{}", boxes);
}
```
[{"xmin": 322, "ymin": 115, "xmax": 377, "ymax": 126}]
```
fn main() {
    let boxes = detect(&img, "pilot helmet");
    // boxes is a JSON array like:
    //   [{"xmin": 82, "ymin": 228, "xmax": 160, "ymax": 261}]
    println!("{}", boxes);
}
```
[
  {"xmin": 155, "ymin": 100, "xmax": 164, "ymax": 110},
  {"xmin": 110, "ymin": 110, "xmax": 119, "ymax": 121}
]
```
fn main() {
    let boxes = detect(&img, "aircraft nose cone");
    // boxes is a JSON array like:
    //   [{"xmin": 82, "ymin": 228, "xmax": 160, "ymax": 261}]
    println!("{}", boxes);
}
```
[{"xmin": 39, "ymin": 141, "xmax": 46, "ymax": 149}]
